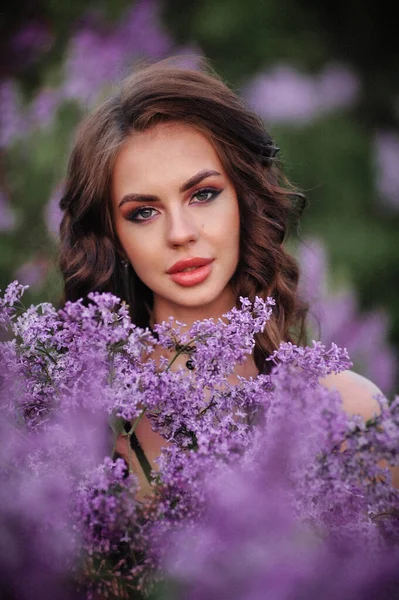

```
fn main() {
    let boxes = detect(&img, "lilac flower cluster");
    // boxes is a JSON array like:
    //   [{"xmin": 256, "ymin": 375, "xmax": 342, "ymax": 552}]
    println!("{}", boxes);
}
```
[
  {"xmin": 0, "ymin": 0, "xmax": 188, "ymax": 154},
  {"xmin": 163, "ymin": 349, "xmax": 399, "ymax": 600},
  {"xmin": 0, "ymin": 281, "xmax": 398, "ymax": 599},
  {"xmin": 74, "ymin": 458, "xmax": 147, "ymax": 597},
  {"xmin": 63, "ymin": 0, "xmax": 172, "ymax": 107},
  {"xmin": 244, "ymin": 63, "xmax": 360, "ymax": 125}
]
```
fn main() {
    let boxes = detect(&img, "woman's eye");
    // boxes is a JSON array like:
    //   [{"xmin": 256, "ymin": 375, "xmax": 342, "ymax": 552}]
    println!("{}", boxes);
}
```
[
  {"xmin": 191, "ymin": 188, "xmax": 221, "ymax": 204},
  {"xmin": 129, "ymin": 207, "xmax": 157, "ymax": 222}
]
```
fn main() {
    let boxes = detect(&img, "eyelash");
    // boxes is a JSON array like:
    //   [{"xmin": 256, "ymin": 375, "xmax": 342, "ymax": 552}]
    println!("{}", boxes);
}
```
[{"xmin": 127, "ymin": 187, "xmax": 222, "ymax": 223}]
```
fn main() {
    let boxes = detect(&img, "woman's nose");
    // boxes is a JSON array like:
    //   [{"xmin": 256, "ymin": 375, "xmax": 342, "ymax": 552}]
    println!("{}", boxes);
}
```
[{"xmin": 166, "ymin": 207, "xmax": 200, "ymax": 248}]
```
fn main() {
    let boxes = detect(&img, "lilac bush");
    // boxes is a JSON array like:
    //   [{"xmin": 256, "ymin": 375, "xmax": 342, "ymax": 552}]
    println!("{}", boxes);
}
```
[
  {"xmin": 0, "ymin": 0, "xmax": 181, "ymax": 150},
  {"xmin": 162, "ymin": 344, "xmax": 399, "ymax": 600},
  {"xmin": 244, "ymin": 63, "xmax": 360, "ymax": 125},
  {"xmin": 63, "ymin": 0, "xmax": 172, "ymax": 107},
  {"xmin": 0, "ymin": 281, "xmax": 398, "ymax": 599}
]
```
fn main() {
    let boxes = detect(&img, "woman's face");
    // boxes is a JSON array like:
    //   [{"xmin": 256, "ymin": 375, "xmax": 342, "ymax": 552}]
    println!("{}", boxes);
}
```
[{"xmin": 111, "ymin": 122, "xmax": 240, "ymax": 323}]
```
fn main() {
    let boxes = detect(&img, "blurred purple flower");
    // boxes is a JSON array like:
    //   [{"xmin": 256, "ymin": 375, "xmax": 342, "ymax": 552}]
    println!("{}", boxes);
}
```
[
  {"xmin": 244, "ymin": 63, "xmax": 360, "ymax": 124},
  {"xmin": 10, "ymin": 21, "xmax": 54, "ymax": 64},
  {"xmin": 63, "ymin": 0, "xmax": 172, "ymax": 106},
  {"xmin": 118, "ymin": 0, "xmax": 172, "ymax": 59},
  {"xmin": 0, "ymin": 385, "xmax": 108, "ymax": 599},
  {"xmin": 0, "ymin": 80, "xmax": 26, "ymax": 148},
  {"xmin": 298, "ymin": 238, "xmax": 397, "ymax": 394},
  {"xmin": 0, "ymin": 189, "xmax": 17, "ymax": 231},
  {"xmin": 164, "ymin": 371, "xmax": 399, "ymax": 600},
  {"xmin": 45, "ymin": 182, "xmax": 64, "ymax": 239},
  {"xmin": 29, "ymin": 88, "xmax": 61, "ymax": 129},
  {"xmin": 374, "ymin": 130, "xmax": 399, "ymax": 209},
  {"xmin": 1, "ymin": 285, "xmax": 398, "ymax": 596},
  {"xmin": 63, "ymin": 28, "xmax": 125, "ymax": 104},
  {"xmin": 14, "ymin": 256, "xmax": 48, "ymax": 290},
  {"xmin": 318, "ymin": 64, "xmax": 360, "ymax": 111}
]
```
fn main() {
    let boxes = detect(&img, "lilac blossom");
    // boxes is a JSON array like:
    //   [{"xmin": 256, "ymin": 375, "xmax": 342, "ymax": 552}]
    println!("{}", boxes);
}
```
[
  {"xmin": 298, "ymin": 238, "xmax": 397, "ymax": 394},
  {"xmin": 374, "ymin": 130, "xmax": 399, "ymax": 210},
  {"xmin": 116, "ymin": 0, "xmax": 172, "ymax": 60},
  {"xmin": 14, "ymin": 255, "xmax": 48, "ymax": 290},
  {"xmin": 63, "ymin": 0, "xmax": 172, "ymax": 106},
  {"xmin": 0, "ymin": 280, "xmax": 28, "ymax": 327},
  {"xmin": 29, "ymin": 87, "xmax": 61, "ymax": 129},
  {"xmin": 318, "ymin": 64, "xmax": 360, "ymax": 112},
  {"xmin": 244, "ymin": 63, "xmax": 360, "ymax": 125},
  {"xmin": 1, "ymin": 0, "xmax": 177, "ymax": 147},
  {"xmin": 1, "ymin": 282, "xmax": 398, "ymax": 598},
  {"xmin": 163, "ymin": 361, "xmax": 399, "ymax": 600},
  {"xmin": 0, "ymin": 380, "xmax": 108, "ymax": 599},
  {"xmin": 164, "ymin": 427, "xmax": 399, "ymax": 600},
  {"xmin": 74, "ymin": 458, "xmax": 153, "ymax": 597}
]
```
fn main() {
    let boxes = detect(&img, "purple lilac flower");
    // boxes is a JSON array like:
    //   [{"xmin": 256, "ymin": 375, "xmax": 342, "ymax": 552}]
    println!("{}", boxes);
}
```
[
  {"xmin": 75, "ymin": 457, "xmax": 139, "ymax": 556},
  {"xmin": 62, "ymin": 27, "xmax": 126, "ymax": 105},
  {"xmin": 117, "ymin": 0, "xmax": 172, "ymax": 59},
  {"xmin": 244, "ymin": 63, "xmax": 360, "ymax": 125},
  {"xmin": 29, "ymin": 87, "xmax": 61, "ymax": 130},
  {"xmin": 163, "ymin": 368, "xmax": 399, "ymax": 600},
  {"xmin": 165, "ymin": 457, "xmax": 399, "ymax": 600},
  {"xmin": 374, "ymin": 130, "xmax": 399, "ymax": 210},
  {"xmin": 142, "ymin": 297, "xmax": 275, "ymax": 449},
  {"xmin": 0, "ymin": 280, "xmax": 28, "ymax": 327},
  {"xmin": 1, "ymin": 284, "xmax": 398, "ymax": 597},
  {"xmin": 298, "ymin": 238, "xmax": 397, "ymax": 394},
  {"xmin": 63, "ymin": 0, "xmax": 172, "ymax": 107},
  {"xmin": 14, "ymin": 255, "xmax": 48, "ymax": 290},
  {"xmin": 318, "ymin": 64, "xmax": 360, "ymax": 111},
  {"xmin": 0, "ymin": 387, "xmax": 103, "ymax": 599},
  {"xmin": 0, "ymin": 296, "xmax": 117, "ymax": 597}
]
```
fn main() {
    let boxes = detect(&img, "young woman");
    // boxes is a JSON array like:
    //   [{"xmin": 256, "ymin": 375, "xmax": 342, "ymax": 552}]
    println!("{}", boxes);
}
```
[{"xmin": 59, "ymin": 59, "xmax": 381, "ymax": 492}]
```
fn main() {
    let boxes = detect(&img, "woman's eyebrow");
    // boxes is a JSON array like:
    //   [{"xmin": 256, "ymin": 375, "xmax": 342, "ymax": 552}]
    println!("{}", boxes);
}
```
[
  {"xmin": 179, "ymin": 169, "xmax": 221, "ymax": 193},
  {"xmin": 119, "ymin": 193, "xmax": 159, "ymax": 207},
  {"xmin": 118, "ymin": 169, "xmax": 221, "ymax": 208}
]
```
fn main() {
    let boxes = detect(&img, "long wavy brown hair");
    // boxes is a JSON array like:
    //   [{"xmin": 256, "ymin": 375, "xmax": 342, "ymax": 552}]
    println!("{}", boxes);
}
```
[{"xmin": 59, "ymin": 58, "xmax": 307, "ymax": 373}]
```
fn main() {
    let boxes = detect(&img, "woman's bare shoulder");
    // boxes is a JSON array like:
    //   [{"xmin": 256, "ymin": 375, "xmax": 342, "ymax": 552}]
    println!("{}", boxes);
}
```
[{"xmin": 319, "ymin": 370, "xmax": 382, "ymax": 420}]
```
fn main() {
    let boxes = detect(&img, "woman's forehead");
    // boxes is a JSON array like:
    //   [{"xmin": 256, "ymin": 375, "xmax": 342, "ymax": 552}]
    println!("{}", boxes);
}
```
[{"xmin": 112, "ymin": 122, "xmax": 227, "ymax": 196}]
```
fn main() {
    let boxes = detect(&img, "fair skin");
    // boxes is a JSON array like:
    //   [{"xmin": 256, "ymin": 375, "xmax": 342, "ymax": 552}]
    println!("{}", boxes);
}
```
[
  {"xmin": 111, "ymin": 121, "xmax": 388, "ymax": 495},
  {"xmin": 112, "ymin": 122, "xmax": 241, "ymax": 329}
]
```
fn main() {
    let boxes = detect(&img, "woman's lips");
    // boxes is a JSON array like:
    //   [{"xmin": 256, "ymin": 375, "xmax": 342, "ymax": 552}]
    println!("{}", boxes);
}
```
[{"xmin": 168, "ymin": 261, "xmax": 214, "ymax": 287}]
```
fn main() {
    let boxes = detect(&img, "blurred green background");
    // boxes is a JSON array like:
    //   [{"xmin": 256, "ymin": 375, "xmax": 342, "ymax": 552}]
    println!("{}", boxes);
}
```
[{"xmin": 1, "ymin": 0, "xmax": 398, "ymax": 392}]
